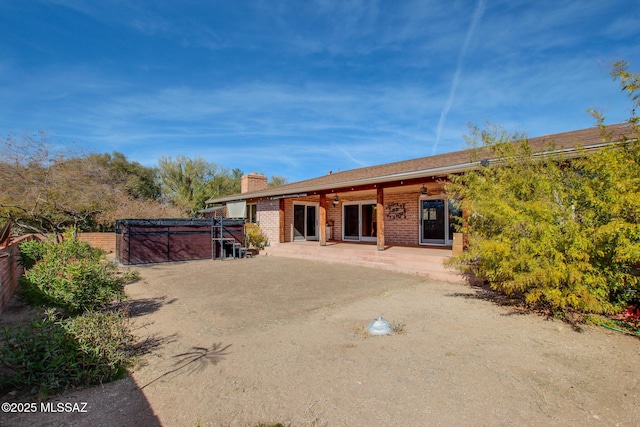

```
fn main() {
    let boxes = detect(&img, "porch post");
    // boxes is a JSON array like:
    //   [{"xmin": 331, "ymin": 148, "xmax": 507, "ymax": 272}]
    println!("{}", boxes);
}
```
[
  {"xmin": 319, "ymin": 194, "xmax": 327, "ymax": 246},
  {"xmin": 279, "ymin": 199, "xmax": 285, "ymax": 243},
  {"xmin": 376, "ymin": 187, "xmax": 385, "ymax": 251}
]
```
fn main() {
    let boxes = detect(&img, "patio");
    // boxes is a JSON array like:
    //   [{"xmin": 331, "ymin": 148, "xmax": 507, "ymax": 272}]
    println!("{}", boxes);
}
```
[{"xmin": 263, "ymin": 241, "xmax": 470, "ymax": 283}]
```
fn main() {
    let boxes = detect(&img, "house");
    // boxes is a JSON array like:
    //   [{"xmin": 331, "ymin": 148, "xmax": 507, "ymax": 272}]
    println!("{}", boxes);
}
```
[{"xmin": 205, "ymin": 123, "xmax": 630, "ymax": 252}]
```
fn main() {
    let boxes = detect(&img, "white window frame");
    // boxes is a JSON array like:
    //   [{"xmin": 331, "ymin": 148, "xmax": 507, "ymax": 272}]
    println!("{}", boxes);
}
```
[{"xmin": 342, "ymin": 200, "xmax": 377, "ymax": 242}]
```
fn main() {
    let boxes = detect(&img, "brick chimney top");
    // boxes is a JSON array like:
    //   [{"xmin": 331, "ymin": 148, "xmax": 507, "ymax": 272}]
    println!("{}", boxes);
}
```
[{"xmin": 241, "ymin": 173, "xmax": 268, "ymax": 194}]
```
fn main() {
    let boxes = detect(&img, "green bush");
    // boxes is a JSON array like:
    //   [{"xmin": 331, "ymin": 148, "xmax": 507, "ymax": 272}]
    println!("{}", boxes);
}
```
[
  {"xmin": 446, "ymin": 62, "xmax": 640, "ymax": 316},
  {"xmin": 4, "ymin": 234, "xmax": 138, "ymax": 396},
  {"xmin": 19, "ymin": 236, "xmax": 126, "ymax": 315},
  {"xmin": 0, "ymin": 309, "xmax": 133, "ymax": 394},
  {"xmin": 245, "ymin": 223, "xmax": 268, "ymax": 250},
  {"xmin": 446, "ymin": 122, "xmax": 640, "ymax": 314},
  {"xmin": 20, "ymin": 233, "xmax": 104, "ymax": 269},
  {"xmin": 18, "ymin": 238, "xmax": 47, "ymax": 270}
]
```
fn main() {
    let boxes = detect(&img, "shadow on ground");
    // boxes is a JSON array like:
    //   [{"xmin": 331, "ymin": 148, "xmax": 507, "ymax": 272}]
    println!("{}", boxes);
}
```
[
  {"xmin": 126, "ymin": 295, "xmax": 178, "ymax": 318},
  {"xmin": 141, "ymin": 342, "xmax": 232, "ymax": 390},
  {"xmin": 0, "ymin": 294, "xmax": 173, "ymax": 427},
  {"xmin": 2, "ymin": 375, "xmax": 162, "ymax": 427},
  {"xmin": 446, "ymin": 281, "xmax": 590, "ymax": 332}
]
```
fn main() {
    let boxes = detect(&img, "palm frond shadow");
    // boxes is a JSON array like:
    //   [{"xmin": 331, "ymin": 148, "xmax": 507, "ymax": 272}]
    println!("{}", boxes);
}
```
[
  {"xmin": 140, "ymin": 342, "xmax": 231, "ymax": 389},
  {"xmin": 133, "ymin": 332, "xmax": 179, "ymax": 356},
  {"xmin": 125, "ymin": 296, "xmax": 178, "ymax": 318}
]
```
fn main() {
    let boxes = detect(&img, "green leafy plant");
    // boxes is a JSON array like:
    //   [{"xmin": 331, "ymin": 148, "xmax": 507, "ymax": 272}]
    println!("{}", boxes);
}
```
[
  {"xmin": 446, "ymin": 124, "xmax": 640, "ymax": 314},
  {"xmin": 245, "ymin": 223, "xmax": 268, "ymax": 250},
  {"xmin": 3, "ymin": 232, "xmax": 138, "ymax": 396},
  {"xmin": 19, "ymin": 232, "xmax": 104, "ymax": 268},
  {"xmin": 21, "ymin": 257, "xmax": 126, "ymax": 315},
  {"xmin": 0, "ymin": 308, "xmax": 133, "ymax": 394},
  {"xmin": 446, "ymin": 63, "xmax": 640, "ymax": 316},
  {"xmin": 17, "ymin": 238, "xmax": 47, "ymax": 270},
  {"xmin": 19, "ymin": 234, "xmax": 127, "ymax": 315}
]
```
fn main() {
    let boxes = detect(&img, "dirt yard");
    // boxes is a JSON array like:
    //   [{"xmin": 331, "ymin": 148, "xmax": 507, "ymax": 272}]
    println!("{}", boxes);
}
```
[{"xmin": 3, "ymin": 255, "xmax": 639, "ymax": 426}]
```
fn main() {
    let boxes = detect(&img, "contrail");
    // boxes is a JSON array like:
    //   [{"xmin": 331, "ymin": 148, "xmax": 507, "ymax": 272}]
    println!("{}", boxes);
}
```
[{"xmin": 432, "ymin": 0, "xmax": 486, "ymax": 155}]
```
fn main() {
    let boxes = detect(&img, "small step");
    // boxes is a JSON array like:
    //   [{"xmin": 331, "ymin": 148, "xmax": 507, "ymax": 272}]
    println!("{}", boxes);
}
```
[{"xmin": 262, "ymin": 244, "xmax": 468, "ymax": 284}]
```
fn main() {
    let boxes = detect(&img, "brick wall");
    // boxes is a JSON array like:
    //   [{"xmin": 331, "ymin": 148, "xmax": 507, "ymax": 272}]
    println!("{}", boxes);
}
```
[
  {"xmin": 283, "ymin": 199, "xmax": 293, "ymax": 242},
  {"xmin": 0, "ymin": 235, "xmax": 40, "ymax": 312},
  {"xmin": 253, "ymin": 189, "xmax": 449, "ymax": 246},
  {"xmin": 326, "ymin": 202, "xmax": 341, "ymax": 241},
  {"xmin": 257, "ymin": 199, "xmax": 281, "ymax": 246},
  {"xmin": 384, "ymin": 192, "xmax": 421, "ymax": 246},
  {"xmin": 241, "ymin": 173, "xmax": 268, "ymax": 193},
  {"xmin": 77, "ymin": 232, "xmax": 117, "ymax": 253}
]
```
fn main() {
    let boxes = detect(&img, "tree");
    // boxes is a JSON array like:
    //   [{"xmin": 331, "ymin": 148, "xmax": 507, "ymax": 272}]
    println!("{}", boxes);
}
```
[
  {"xmin": 0, "ymin": 134, "xmax": 115, "ymax": 235},
  {"xmin": 88, "ymin": 152, "xmax": 160, "ymax": 200},
  {"xmin": 446, "ymin": 63, "xmax": 640, "ymax": 315},
  {"xmin": 268, "ymin": 175, "xmax": 288, "ymax": 187},
  {"xmin": 206, "ymin": 167, "xmax": 242, "ymax": 200},
  {"xmin": 94, "ymin": 191, "xmax": 185, "ymax": 228},
  {"xmin": 0, "ymin": 135, "xmax": 185, "ymax": 235},
  {"xmin": 156, "ymin": 156, "xmax": 242, "ymax": 215}
]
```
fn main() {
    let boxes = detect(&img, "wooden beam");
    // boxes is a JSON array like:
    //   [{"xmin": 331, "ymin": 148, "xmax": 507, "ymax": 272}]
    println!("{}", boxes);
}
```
[
  {"xmin": 319, "ymin": 194, "xmax": 327, "ymax": 246},
  {"xmin": 279, "ymin": 199, "xmax": 285, "ymax": 243},
  {"xmin": 376, "ymin": 187, "xmax": 385, "ymax": 251}
]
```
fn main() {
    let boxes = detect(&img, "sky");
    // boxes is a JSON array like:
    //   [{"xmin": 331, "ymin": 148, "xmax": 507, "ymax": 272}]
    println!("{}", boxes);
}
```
[{"xmin": 1, "ymin": 1, "xmax": 639, "ymax": 183}]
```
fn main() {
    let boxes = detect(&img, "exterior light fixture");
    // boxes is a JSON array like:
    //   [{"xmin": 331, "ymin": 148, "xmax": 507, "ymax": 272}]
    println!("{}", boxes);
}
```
[
  {"xmin": 420, "ymin": 185, "xmax": 429, "ymax": 195},
  {"xmin": 333, "ymin": 195, "xmax": 339, "ymax": 207}
]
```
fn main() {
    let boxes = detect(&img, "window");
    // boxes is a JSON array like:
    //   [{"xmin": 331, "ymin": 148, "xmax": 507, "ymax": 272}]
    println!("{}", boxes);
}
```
[
  {"xmin": 246, "ymin": 203, "xmax": 257, "ymax": 223},
  {"xmin": 343, "ymin": 201, "xmax": 377, "ymax": 242}
]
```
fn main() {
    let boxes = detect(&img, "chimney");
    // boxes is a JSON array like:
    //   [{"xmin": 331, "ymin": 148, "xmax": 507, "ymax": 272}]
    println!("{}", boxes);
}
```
[{"xmin": 241, "ymin": 172, "xmax": 268, "ymax": 194}]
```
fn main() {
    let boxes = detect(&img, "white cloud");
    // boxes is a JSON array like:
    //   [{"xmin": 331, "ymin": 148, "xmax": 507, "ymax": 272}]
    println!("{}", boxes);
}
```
[{"xmin": 3, "ymin": 0, "xmax": 640, "ymax": 182}]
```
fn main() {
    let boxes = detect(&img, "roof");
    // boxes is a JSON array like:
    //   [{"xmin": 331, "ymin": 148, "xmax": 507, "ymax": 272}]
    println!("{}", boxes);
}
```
[{"xmin": 206, "ymin": 123, "xmax": 632, "ymax": 204}]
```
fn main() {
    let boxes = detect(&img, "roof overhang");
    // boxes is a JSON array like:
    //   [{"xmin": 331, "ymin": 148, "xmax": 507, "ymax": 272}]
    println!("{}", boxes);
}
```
[{"xmin": 206, "ymin": 139, "xmax": 632, "ymax": 205}]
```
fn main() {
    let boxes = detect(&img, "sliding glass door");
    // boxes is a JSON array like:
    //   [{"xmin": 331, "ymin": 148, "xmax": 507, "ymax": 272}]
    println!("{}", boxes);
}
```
[
  {"xmin": 293, "ymin": 203, "xmax": 318, "ymax": 241},
  {"xmin": 344, "ymin": 204, "xmax": 360, "ymax": 240},
  {"xmin": 343, "ymin": 202, "xmax": 377, "ymax": 242}
]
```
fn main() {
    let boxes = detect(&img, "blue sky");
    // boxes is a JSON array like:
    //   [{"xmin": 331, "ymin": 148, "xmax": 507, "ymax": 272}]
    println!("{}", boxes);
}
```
[{"xmin": 1, "ymin": 1, "xmax": 639, "ymax": 183}]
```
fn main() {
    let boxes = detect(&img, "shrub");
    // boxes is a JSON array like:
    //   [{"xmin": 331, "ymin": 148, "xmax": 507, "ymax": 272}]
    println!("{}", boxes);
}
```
[
  {"xmin": 18, "ymin": 238, "xmax": 47, "ymax": 270},
  {"xmin": 0, "ymin": 308, "xmax": 133, "ymax": 394},
  {"xmin": 446, "ymin": 122, "xmax": 640, "ymax": 314},
  {"xmin": 4, "ymin": 234, "xmax": 138, "ymax": 397},
  {"xmin": 20, "ymin": 233, "xmax": 103, "ymax": 269},
  {"xmin": 19, "ymin": 236, "xmax": 127, "ymax": 315},
  {"xmin": 245, "ymin": 223, "xmax": 268, "ymax": 250}
]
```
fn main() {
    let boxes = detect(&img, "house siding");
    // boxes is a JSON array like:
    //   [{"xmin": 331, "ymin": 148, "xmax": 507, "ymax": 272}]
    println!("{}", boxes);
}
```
[
  {"xmin": 252, "ymin": 189, "xmax": 432, "ymax": 247},
  {"xmin": 257, "ymin": 199, "xmax": 281, "ymax": 246},
  {"xmin": 384, "ymin": 192, "xmax": 421, "ymax": 246}
]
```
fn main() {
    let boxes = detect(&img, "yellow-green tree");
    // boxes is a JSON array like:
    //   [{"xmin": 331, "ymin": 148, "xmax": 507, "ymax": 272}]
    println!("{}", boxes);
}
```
[
  {"xmin": 447, "ymin": 63, "xmax": 640, "ymax": 314},
  {"xmin": 156, "ymin": 156, "xmax": 241, "ymax": 215}
]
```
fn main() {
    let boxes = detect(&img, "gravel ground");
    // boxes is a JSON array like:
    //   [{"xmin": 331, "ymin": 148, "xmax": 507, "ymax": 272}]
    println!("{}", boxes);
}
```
[{"xmin": 3, "ymin": 255, "xmax": 639, "ymax": 426}]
